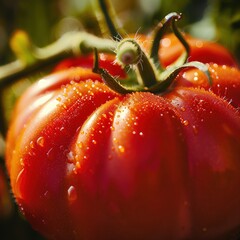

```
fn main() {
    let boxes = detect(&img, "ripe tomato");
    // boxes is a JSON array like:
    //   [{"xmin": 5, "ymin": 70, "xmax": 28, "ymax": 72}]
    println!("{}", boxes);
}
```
[
  {"xmin": 175, "ymin": 63, "xmax": 240, "ymax": 108},
  {"xmin": 53, "ymin": 53, "xmax": 126, "ymax": 77},
  {"xmin": 53, "ymin": 33, "xmax": 238, "ymax": 75},
  {"xmin": 157, "ymin": 33, "xmax": 238, "ymax": 68},
  {"xmin": 5, "ymin": 45, "xmax": 240, "ymax": 240}
]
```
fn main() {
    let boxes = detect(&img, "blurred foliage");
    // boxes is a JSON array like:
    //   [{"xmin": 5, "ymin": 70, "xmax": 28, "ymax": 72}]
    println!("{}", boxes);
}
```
[{"xmin": 0, "ymin": 0, "xmax": 239, "ymax": 239}]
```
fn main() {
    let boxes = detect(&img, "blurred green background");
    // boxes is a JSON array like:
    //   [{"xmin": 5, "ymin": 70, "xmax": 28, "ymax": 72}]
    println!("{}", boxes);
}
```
[{"xmin": 0, "ymin": 0, "xmax": 239, "ymax": 239}]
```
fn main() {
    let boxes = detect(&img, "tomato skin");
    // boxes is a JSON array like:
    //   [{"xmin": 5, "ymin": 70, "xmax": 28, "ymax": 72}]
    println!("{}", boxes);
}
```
[
  {"xmin": 157, "ymin": 33, "xmax": 238, "ymax": 68},
  {"xmin": 53, "ymin": 53, "xmax": 126, "ymax": 78},
  {"xmin": 5, "ymin": 57, "xmax": 240, "ymax": 239},
  {"xmin": 175, "ymin": 63, "xmax": 240, "ymax": 108}
]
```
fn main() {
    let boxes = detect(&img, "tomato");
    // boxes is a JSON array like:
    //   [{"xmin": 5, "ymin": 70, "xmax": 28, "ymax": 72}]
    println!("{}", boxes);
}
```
[
  {"xmin": 53, "ymin": 33, "xmax": 238, "ymax": 75},
  {"xmin": 157, "ymin": 33, "xmax": 238, "ymax": 68},
  {"xmin": 53, "ymin": 53, "xmax": 126, "ymax": 77},
  {"xmin": 5, "ymin": 38, "xmax": 240, "ymax": 240},
  {"xmin": 175, "ymin": 63, "xmax": 240, "ymax": 108}
]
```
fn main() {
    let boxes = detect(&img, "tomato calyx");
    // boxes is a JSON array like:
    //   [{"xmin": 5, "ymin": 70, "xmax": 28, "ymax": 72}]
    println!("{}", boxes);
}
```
[{"xmin": 93, "ymin": 12, "xmax": 212, "ymax": 94}]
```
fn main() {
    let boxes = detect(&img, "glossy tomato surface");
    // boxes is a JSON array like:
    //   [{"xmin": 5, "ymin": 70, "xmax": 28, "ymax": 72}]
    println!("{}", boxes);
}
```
[
  {"xmin": 5, "ymin": 40, "xmax": 240, "ymax": 239},
  {"xmin": 157, "ymin": 33, "xmax": 238, "ymax": 68}
]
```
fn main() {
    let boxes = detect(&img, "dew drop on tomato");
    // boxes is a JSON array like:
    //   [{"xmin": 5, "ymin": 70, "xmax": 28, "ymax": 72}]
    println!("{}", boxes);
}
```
[
  {"xmin": 16, "ymin": 168, "xmax": 25, "ymax": 198},
  {"xmin": 36, "ymin": 136, "xmax": 45, "ymax": 147},
  {"xmin": 20, "ymin": 158, "xmax": 24, "ymax": 167},
  {"xmin": 67, "ymin": 151, "xmax": 75, "ymax": 162},
  {"xmin": 183, "ymin": 120, "xmax": 189, "ymax": 126},
  {"xmin": 118, "ymin": 145, "xmax": 125, "ymax": 153},
  {"xmin": 77, "ymin": 141, "xmax": 83, "ymax": 149},
  {"xmin": 29, "ymin": 141, "xmax": 34, "ymax": 149},
  {"xmin": 192, "ymin": 125, "xmax": 198, "ymax": 135},
  {"xmin": 68, "ymin": 186, "xmax": 77, "ymax": 202},
  {"xmin": 46, "ymin": 148, "xmax": 54, "ymax": 160}
]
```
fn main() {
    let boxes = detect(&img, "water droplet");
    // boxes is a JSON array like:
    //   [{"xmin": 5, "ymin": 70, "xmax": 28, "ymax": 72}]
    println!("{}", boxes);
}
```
[
  {"xmin": 139, "ymin": 132, "xmax": 144, "ymax": 136},
  {"xmin": 161, "ymin": 38, "xmax": 171, "ymax": 47},
  {"xmin": 183, "ymin": 120, "xmax": 189, "ymax": 126},
  {"xmin": 77, "ymin": 142, "xmax": 83, "ymax": 149},
  {"xmin": 44, "ymin": 191, "xmax": 50, "ymax": 198},
  {"xmin": 195, "ymin": 40, "xmax": 203, "ymax": 48},
  {"xmin": 132, "ymin": 131, "xmax": 136, "ymax": 135},
  {"xmin": 20, "ymin": 158, "xmax": 24, "ymax": 166},
  {"xmin": 29, "ymin": 141, "xmax": 34, "ymax": 149},
  {"xmin": 41, "ymin": 219, "xmax": 46, "ymax": 225},
  {"xmin": 73, "ymin": 167, "xmax": 78, "ymax": 175},
  {"xmin": 192, "ymin": 125, "xmax": 198, "ymax": 135},
  {"xmin": 118, "ymin": 145, "xmax": 125, "ymax": 153},
  {"xmin": 75, "ymin": 161, "xmax": 81, "ymax": 169},
  {"xmin": 28, "ymin": 151, "xmax": 35, "ymax": 156},
  {"xmin": 68, "ymin": 186, "xmax": 77, "ymax": 202},
  {"xmin": 56, "ymin": 96, "xmax": 62, "ymax": 102},
  {"xmin": 46, "ymin": 148, "xmax": 53, "ymax": 159},
  {"xmin": 16, "ymin": 168, "xmax": 25, "ymax": 197},
  {"xmin": 92, "ymin": 139, "xmax": 97, "ymax": 145},
  {"xmin": 37, "ymin": 137, "xmax": 45, "ymax": 147},
  {"xmin": 180, "ymin": 107, "xmax": 186, "ymax": 112},
  {"xmin": 67, "ymin": 151, "xmax": 75, "ymax": 162}
]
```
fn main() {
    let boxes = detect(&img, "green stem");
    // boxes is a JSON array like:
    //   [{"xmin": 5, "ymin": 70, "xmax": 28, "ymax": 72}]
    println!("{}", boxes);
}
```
[
  {"xmin": 116, "ymin": 39, "xmax": 158, "ymax": 87},
  {"xmin": 97, "ymin": 0, "xmax": 123, "ymax": 41},
  {"xmin": 93, "ymin": 48, "xmax": 131, "ymax": 94},
  {"xmin": 150, "ymin": 12, "xmax": 190, "ymax": 70},
  {"xmin": 93, "ymin": 37, "xmax": 211, "ymax": 94},
  {"xmin": 0, "ymin": 32, "xmax": 116, "ymax": 88}
]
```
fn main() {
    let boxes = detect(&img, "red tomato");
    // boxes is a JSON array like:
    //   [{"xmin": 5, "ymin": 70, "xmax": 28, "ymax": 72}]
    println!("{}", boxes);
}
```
[
  {"xmin": 175, "ymin": 63, "xmax": 240, "ymax": 108},
  {"xmin": 157, "ymin": 33, "xmax": 238, "ymax": 68},
  {"xmin": 53, "ymin": 33, "xmax": 238, "ymax": 74},
  {"xmin": 5, "ymin": 50, "xmax": 240, "ymax": 240},
  {"xmin": 53, "ymin": 53, "xmax": 126, "ymax": 77}
]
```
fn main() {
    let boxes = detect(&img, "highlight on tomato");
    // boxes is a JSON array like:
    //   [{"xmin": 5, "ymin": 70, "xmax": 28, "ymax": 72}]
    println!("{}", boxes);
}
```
[{"xmin": 5, "ymin": 12, "xmax": 240, "ymax": 240}]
